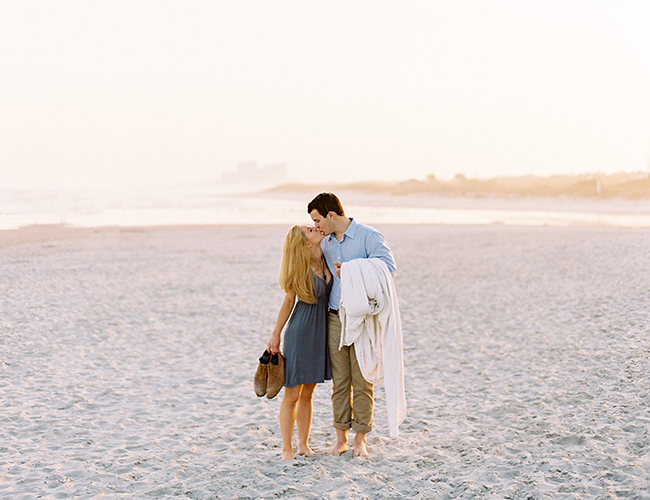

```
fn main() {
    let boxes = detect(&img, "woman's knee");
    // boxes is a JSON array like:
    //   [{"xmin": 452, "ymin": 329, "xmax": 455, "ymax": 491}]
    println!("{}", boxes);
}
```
[
  {"xmin": 282, "ymin": 386, "xmax": 302, "ymax": 405},
  {"xmin": 299, "ymin": 384, "xmax": 316, "ymax": 401}
]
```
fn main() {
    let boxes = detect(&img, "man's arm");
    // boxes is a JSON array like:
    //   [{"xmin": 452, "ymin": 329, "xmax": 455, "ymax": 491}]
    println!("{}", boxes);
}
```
[{"xmin": 365, "ymin": 231, "xmax": 396, "ymax": 274}]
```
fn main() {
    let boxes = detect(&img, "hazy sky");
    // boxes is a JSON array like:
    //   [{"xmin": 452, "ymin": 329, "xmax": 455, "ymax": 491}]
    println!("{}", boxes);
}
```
[{"xmin": 1, "ymin": 0, "xmax": 649, "ymax": 189}]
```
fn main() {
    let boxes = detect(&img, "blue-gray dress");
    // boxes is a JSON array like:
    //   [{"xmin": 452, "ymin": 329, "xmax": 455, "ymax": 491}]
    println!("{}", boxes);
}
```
[{"xmin": 282, "ymin": 274, "xmax": 332, "ymax": 387}]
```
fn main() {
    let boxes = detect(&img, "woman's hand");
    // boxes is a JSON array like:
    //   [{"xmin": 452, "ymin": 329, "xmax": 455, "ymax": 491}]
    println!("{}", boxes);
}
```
[
  {"xmin": 268, "ymin": 290, "xmax": 295, "ymax": 355},
  {"xmin": 267, "ymin": 333, "xmax": 281, "ymax": 355}
]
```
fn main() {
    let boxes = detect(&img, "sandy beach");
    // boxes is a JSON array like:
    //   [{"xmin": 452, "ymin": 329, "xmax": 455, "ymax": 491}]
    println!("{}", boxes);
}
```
[{"xmin": 1, "ymin": 223, "xmax": 649, "ymax": 499}]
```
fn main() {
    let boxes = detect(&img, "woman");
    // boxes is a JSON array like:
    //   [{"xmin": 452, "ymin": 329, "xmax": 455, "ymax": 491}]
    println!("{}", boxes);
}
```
[{"xmin": 267, "ymin": 224, "xmax": 332, "ymax": 461}]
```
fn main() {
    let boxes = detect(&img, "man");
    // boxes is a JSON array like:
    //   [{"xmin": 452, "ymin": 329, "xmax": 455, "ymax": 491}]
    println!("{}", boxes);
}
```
[{"xmin": 308, "ymin": 192, "xmax": 396, "ymax": 457}]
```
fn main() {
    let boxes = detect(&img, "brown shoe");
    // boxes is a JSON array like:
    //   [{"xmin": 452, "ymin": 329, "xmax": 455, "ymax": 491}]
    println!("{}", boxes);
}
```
[
  {"xmin": 266, "ymin": 353, "xmax": 285, "ymax": 399},
  {"xmin": 254, "ymin": 350, "xmax": 271, "ymax": 397}
]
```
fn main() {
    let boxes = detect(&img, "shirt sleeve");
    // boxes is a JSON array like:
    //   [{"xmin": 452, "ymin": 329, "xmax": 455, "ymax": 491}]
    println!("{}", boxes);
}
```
[{"xmin": 365, "ymin": 230, "xmax": 397, "ymax": 275}]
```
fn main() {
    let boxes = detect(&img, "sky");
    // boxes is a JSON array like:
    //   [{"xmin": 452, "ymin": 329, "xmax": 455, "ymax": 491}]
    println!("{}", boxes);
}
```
[{"xmin": 1, "ymin": 0, "xmax": 649, "ymax": 190}]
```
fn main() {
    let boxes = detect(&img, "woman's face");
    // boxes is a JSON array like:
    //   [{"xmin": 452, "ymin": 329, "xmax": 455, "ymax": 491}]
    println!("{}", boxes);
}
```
[{"xmin": 301, "ymin": 225, "xmax": 324, "ymax": 248}]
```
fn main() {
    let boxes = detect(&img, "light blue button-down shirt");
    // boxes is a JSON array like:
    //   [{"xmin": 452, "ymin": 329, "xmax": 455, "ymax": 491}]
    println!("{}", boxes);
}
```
[{"xmin": 321, "ymin": 218, "xmax": 396, "ymax": 310}]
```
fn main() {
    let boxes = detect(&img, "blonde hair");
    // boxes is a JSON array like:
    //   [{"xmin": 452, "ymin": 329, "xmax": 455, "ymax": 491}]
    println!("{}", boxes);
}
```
[{"xmin": 279, "ymin": 225, "xmax": 317, "ymax": 304}]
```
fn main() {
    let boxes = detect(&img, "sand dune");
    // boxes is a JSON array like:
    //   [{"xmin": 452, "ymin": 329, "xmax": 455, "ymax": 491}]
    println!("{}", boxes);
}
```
[
  {"xmin": 1, "ymin": 224, "xmax": 649, "ymax": 498},
  {"xmin": 270, "ymin": 171, "xmax": 650, "ymax": 200}
]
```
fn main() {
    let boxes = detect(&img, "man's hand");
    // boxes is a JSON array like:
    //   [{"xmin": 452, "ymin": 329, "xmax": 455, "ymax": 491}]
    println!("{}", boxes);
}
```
[{"xmin": 334, "ymin": 262, "xmax": 342, "ymax": 278}]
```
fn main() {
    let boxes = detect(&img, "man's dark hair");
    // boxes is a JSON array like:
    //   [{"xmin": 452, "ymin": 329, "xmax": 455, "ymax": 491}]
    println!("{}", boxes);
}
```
[{"xmin": 307, "ymin": 192, "xmax": 345, "ymax": 218}]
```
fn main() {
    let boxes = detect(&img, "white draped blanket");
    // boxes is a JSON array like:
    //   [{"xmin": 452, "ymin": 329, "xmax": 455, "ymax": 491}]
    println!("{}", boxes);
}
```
[{"xmin": 339, "ymin": 258, "xmax": 406, "ymax": 438}]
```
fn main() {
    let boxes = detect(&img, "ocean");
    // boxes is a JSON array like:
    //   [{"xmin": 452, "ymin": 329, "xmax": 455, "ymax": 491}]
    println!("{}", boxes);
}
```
[{"xmin": 2, "ymin": 185, "xmax": 650, "ymax": 230}]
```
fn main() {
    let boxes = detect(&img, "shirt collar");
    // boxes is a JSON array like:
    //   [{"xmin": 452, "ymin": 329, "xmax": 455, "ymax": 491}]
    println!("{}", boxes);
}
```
[
  {"xmin": 326, "ymin": 218, "xmax": 357, "ymax": 243},
  {"xmin": 345, "ymin": 218, "xmax": 358, "ymax": 238}
]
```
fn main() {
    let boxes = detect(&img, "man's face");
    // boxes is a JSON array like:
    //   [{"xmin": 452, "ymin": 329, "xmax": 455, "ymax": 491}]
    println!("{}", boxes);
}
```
[{"xmin": 309, "ymin": 209, "xmax": 333, "ymax": 236}]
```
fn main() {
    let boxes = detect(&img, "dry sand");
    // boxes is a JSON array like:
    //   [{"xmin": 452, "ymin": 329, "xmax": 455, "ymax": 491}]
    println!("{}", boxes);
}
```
[{"xmin": 1, "ymin": 224, "xmax": 649, "ymax": 499}]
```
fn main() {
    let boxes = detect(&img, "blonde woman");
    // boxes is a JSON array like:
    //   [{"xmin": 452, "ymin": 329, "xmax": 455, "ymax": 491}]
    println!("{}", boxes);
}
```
[{"xmin": 267, "ymin": 224, "xmax": 332, "ymax": 461}]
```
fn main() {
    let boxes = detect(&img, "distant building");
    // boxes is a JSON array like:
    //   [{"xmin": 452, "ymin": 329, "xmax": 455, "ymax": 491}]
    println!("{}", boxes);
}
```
[
  {"xmin": 262, "ymin": 163, "xmax": 288, "ymax": 183},
  {"xmin": 237, "ymin": 162, "xmax": 259, "ymax": 176}
]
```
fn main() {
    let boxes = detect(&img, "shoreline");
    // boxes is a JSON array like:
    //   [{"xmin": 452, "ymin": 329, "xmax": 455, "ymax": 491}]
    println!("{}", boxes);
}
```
[
  {"xmin": 3, "ymin": 188, "xmax": 649, "ymax": 232},
  {"xmin": 260, "ymin": 189, "xmax": 650, "ymax": 214},
  {"xmin": 2, "ymin": 219, "xmax": 649, "ymax": 250}
]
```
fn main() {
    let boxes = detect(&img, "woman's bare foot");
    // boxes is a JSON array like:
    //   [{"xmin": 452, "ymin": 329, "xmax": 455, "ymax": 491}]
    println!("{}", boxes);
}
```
[
  {"xmin": 297, "ymin": 445, "xmax": 315, "ymax": 457},
  {"xmin": 353, "ymin": 433, "xmax": 369, "ymax": 458},
  {"xmin": 281, "ymin": 450, "xmax": 295, "ymax": 461}
]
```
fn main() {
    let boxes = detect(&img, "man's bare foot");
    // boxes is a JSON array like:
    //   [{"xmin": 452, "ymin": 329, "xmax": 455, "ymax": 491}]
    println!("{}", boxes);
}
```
[
  {"xmin": 353, "ymin": 433, "xmax": 369, "ymax": 458},
  {"xmin": 281, "ymin": 450, "xmax": 294, "ymax": 461},
  {"xmin": 297, "ymin": 445, "xmax": 315, "ymax": 457},
  {"xmin": 329, "ymin": 441, "xmax": 348, "ymax": 456}
]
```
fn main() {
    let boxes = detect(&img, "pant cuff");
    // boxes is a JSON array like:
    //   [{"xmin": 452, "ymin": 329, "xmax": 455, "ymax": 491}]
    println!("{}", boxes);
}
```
[
  {"xmin": 351, "ymin": 421, "xmax": 372, "ymax": 434},
  {"xmin": 333, "ymin": 421, "xmax": 352, "ymax": 431}
]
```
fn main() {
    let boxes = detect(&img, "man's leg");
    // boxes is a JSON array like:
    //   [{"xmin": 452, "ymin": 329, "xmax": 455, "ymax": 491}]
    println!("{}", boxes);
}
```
[
  {"xmin": 328, "ymin": 312, "xmax": 351, "ymax": 455},
  {"xmin": 350, "ymin": 342, "xmax": 373, "ymax": 457}
]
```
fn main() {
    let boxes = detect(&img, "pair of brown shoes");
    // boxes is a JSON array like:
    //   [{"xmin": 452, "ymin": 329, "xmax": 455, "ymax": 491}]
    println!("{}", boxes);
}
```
[{"xmin": 254, "ymin": 350, "xmax": 285, "ymax": 399}]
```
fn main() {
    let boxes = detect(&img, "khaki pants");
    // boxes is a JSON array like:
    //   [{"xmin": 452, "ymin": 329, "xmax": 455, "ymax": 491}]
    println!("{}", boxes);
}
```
[{"xmin": 328, "ymin": 312, "xmax": 373, "ymax": 434}]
